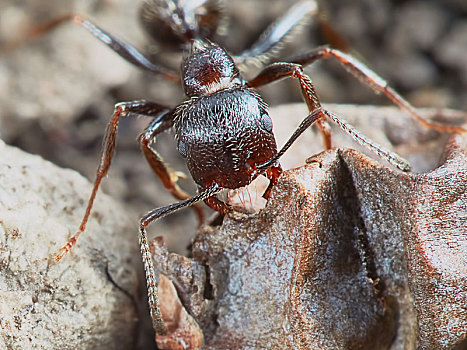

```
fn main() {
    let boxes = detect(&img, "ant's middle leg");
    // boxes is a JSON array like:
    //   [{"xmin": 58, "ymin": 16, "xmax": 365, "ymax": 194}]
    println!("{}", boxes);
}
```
[
  {"xmin": 248, "ymin": 62, "xmax": 332, "ymax": 148},
  {"xmin": 288, "ymin": 46, "xmax": 467, "ymax": 134},
  {"xmin": 315, "ymin": 117, "xmax": 332, "ymax": 150},
  {"xmin": 248, "ymin": 63, "xmax": 411, "ymax": 171},
  {"xmin": 54, "ymin": 100, "xmax": 171, "ymax": 261},
  {"xmin": 139, "ymin": 113, "xmax": 205, "ymax": 223}
]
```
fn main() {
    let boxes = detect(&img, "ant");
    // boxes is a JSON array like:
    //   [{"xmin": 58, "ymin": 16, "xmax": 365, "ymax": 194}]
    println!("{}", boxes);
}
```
[{"xmin": 6, "ymin": 0, "xmax": 466, "ymax": 336}]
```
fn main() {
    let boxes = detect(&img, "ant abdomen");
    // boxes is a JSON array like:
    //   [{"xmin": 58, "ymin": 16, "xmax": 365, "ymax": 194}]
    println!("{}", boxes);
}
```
[{"xmin": 139, "ymin": 0, "xmax": 226, "ymax": 48}]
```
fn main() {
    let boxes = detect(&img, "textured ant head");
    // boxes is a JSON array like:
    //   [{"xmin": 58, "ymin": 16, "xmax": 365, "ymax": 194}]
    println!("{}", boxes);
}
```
[{"xmin": 182, "ymin": 40, "xmax": 243, "ymax": 97}]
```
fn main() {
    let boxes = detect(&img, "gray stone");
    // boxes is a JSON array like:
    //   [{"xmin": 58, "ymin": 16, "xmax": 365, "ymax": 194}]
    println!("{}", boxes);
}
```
[{"xmin": 0, "ymin": 140, "xmax": 140, "ymax": 349}]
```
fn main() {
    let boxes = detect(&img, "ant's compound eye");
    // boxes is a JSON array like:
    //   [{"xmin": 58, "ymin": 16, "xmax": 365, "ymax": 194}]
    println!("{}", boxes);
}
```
[
  {"xmin": 178, "ymin": 140, "xmax": 187, "ymax": 157},
  {"xmin": 260, "ymin": 113, "xmax": 273, "ymax": 133}
]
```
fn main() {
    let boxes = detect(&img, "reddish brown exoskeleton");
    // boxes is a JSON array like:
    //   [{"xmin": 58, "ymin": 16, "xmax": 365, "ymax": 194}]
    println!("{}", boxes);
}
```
[{"xmin": 5, "ymin": 0, "xmax": 466, "ymax": 335}]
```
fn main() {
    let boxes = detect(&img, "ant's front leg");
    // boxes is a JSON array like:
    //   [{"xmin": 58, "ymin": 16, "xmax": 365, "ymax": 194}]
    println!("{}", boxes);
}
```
[
  {"xmin": 248, "ymin": 63, "xmax": 411, "ymax": 171},
  {"xmin": 54, "ymin": 100, "xmax": 170, "ymax": 261},
  {"xmin": 288, "ymin": 46, "xmax": 467, "ymax": 134},
  {"xmin": 263, "ymin": 163, "xmax": 283, "ymax": 199},
  {"xmin": 139, "ymin": 113, "xmax": 205, "ymax": 223},
  {"xmin": 203, "ymin": 195, "xmax": 232, "ymax": 215},
  {"xmin": 139, "ymin": 184, "xmax": 222, "ymax": 334}
]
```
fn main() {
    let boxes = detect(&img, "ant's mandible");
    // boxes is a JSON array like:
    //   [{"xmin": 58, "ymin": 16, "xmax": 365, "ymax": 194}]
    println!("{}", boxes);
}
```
[{"xmin": 7, "ymin": 0, "xmax": 466, "ymax": 335}]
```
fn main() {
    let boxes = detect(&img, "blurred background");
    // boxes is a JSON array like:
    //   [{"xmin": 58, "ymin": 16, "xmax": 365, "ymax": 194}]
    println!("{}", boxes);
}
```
[{"xmin": 1, "ymin": 0, "xmax": 466, "ymax": 252}]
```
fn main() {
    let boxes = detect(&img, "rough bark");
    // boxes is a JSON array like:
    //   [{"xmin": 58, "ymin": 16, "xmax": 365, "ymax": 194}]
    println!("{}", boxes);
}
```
[{"xmin": 152, "ymin": 106, "xmax": 467, "ymax": 349}]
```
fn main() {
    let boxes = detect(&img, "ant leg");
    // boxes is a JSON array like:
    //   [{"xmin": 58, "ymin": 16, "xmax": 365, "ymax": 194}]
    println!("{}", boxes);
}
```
[
  {"xmin": 257, "ymin": 109, "xmax": 323, "ymax": 171},
  {"xmin": 248, "ymin": 61, "xmax": 331, "ymax": 148},
  {"xmin": 234, "ymin": 0, "xmax": 318, "ymax": 67},
  {"xmin": 139, "ymin": 184, "xmax": 221, "ymax": 334},
  {"xmin": 249, "ymin": 63, "xmax": 411, "ymax": 171},
  {"xmin": 316, "ymin": 118, "xmax": 332, "ymax": 150},
  {"xmin": 139, "ymin": 113, "xmax": 205, "ymax": 223},
  {"xmin": 54, "ymin": 100, "xmax": 170, "ymax": 261},
  {"xmin": 139, "ymin": 0, "xmax": 228, "ymax": 45},
  {"xmin": 263, "ymin": 163, "xmax": 283, "ymax": 199},
  {"xmin": 1, "ymin": 14, "xmax": 178, "ymax": 82},
  {"xmin": 197, "ymin": 184, "xmax": 231, "ymax": 214},
  {"xmin": 203, "ymin": 196, "xmax": 231, "ymax": 215},
  {"xmin": 288, "ymin": 46, "xmax": 466, "ymax": 134}
]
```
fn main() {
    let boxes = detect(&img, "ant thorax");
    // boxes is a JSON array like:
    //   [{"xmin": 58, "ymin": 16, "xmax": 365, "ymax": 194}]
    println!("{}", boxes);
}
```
[
  {"xmin": 174, "ymin": 87, "xmax": 277, "ymax": 190},
  {"xmin": 182, "ymin": 40, "xmax": 244, "ymax": 97}
]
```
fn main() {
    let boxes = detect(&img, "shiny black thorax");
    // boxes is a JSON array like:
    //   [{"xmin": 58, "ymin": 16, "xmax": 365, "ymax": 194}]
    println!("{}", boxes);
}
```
[{"xmin": 174, "ymin": 87, "xmax": 277, "ymax": 189}]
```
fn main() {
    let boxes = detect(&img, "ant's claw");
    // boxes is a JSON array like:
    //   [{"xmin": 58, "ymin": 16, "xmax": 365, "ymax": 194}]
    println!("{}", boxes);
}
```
[{"xmin": 52, "ymin": 249, "xmax": 66, "ymax": 262}]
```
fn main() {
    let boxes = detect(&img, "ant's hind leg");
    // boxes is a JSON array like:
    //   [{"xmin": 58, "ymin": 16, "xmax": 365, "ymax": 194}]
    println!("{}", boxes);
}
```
[
  {"xmin": 288, "ymin": 46, "xmax": 467, "ymax": 134},
  {"xmin": 54, "ymin": 100, "xmax": 170, "ymax": 261},
  {"xmin": 234, "ymin": 1, "xmax": 318, "ymax": 67}
]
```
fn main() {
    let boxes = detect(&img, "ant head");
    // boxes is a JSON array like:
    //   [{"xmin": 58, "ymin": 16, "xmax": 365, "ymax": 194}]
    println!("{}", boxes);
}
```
[{"xmin": 182, "ymin": 40, "xmax": 243, "ymax": 97}]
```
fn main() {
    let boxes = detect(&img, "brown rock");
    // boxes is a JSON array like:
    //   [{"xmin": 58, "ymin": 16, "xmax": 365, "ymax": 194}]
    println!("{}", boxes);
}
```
[
  {"xmin": 150, "ymin": 105, "xmax": 467, "ymax": 349},
  {"xmin": 404, "ymin": 133, "xmax": 467, "ymax": 349},
  {"xmin": 156, "ymin": 274, "xmax": 204, "ymax": 350}
]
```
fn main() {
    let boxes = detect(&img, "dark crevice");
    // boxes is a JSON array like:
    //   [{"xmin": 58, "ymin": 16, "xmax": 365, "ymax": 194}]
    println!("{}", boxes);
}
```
[
  {"xmin": 336, "ymin": 150, "xmax": 400, "ymax": 347},
  {"xmin": 101, "ymin": 258, "xmax": 142, "ymax": 350},
  {"xmin": 209, "ymin": 212, "xmax": 225, "ymax": 227},
  {"xmin": 355, "ymin": 217, "xmax": 386, "ymax": 299},
  {"xmin": 104, "ymin": 263, "xmax": 139, "ymax": 313},
  {"xmin": 337, "ymin": 150, "xmax": 385, "ymax": 299},
  {"xmin": 453, "ymin": 338, "xmax": 467, "ymax": 350},
  {"xmin": 203, "ymin": 264, "xmax": 215, "ymax": 300}
]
